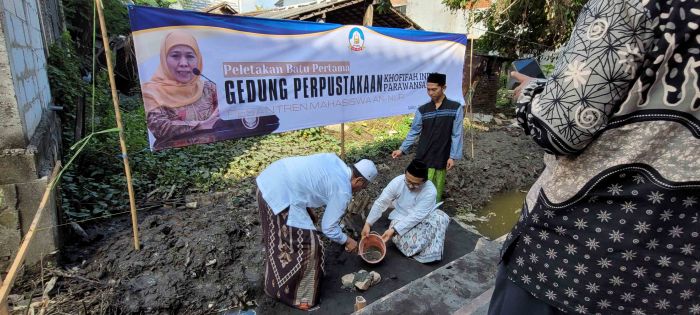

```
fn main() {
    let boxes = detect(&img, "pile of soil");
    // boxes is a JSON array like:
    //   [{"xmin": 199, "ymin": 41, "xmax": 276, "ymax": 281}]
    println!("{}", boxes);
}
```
[
  {"xmin": 12, "ymin": 184, "xmax": 264, "ymax": 314},
  {"xmin": 443, "ymin": 127, "xmax": 543, "ymax": 213},
  {"xmin": 11, "ymin": 126, "xmax": 544, "ymax": 314}
]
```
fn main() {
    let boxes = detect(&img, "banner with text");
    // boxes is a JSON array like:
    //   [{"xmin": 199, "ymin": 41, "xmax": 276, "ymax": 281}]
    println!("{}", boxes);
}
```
[{"xmin": 129, "ymin": 5, "xmax": 466, "ymax": 151}]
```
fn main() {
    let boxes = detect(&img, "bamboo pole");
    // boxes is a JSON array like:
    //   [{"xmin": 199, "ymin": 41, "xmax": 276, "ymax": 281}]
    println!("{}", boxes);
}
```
[
  {"xmin": 468, "ymin": 10, "xmax": 476, "ymax": 159},
  {"xmin": 341, "ymin": 123, "xmax": 346, "ymax": 159},
  {"xmin": 95, "ymin": 0, "xmax": 141, "ymax": 250},
  {"xmin": 0, "ymin": 163, "xmax": 61, "ymax": 307},
  {"xmin": 0, "ymin": 288, "xmax": 6, "ymax": 315}
]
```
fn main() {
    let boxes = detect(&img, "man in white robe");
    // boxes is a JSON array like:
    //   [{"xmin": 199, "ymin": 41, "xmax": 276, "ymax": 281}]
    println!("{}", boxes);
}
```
[{"xmin": 361, "ymin": 159, "xmax": 450, "ymax": 263}]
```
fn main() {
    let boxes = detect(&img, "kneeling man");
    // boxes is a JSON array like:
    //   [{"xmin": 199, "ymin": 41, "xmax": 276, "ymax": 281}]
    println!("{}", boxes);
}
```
[{"xmin": 361, "ymin": 159, "xmax": 450, "ymax": 263}]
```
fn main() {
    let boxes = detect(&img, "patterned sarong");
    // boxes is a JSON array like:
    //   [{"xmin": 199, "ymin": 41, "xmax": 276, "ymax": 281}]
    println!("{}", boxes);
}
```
[
  {"xmin": 392, "ymin": 209, "xmax": 450, "ymax": 263},
  {"xmin": 257, "ymin": 189, "xmax": 325, "ymax": 310}
]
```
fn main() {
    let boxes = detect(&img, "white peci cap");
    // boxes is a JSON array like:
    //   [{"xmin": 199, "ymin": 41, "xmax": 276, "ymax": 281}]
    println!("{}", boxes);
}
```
[{"xmin": 354, "ymin": 159, "xmax": 378, "ymax": 182}]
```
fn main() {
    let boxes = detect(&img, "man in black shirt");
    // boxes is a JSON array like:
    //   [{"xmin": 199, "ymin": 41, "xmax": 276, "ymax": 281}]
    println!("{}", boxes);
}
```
[{"xmin": 391, "ymin": 73, "xmax": 464, "ymax": 202}]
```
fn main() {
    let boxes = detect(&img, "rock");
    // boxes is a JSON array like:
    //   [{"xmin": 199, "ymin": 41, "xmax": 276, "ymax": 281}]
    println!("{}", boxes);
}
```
[
  {"xmin": 493, "ymin": 117, "xmax": 503, "ymax": 125},
  {"xmin": 7, "ymin": 294, "xmax": 22, "ymax": 304},
  {"xmin": 70, "ymin": 222, "xmax": 90, "ymax": 242},
  {"xmin": 354, "ymin": 277, "xmax": 371, "ymax": 291},
  {"xmin": 341, "ymin": 273, "xmax": 355, "ymax": 288},
  {"xmin": 355, "ymin": 270, "xmax": 369, "ymax": 281},
  {"xmin": 186, "ymin": 202, "xmax": 197, "ymax": 209},
  {"xmin": 473, "ymin": 113, "xmax": 494, "ymax": 123},
  {"xmin": 369, "ymin": 271, "xmax": 381, "ymax": 286},
  {"xmin": 42, "ymin": 276, "xmax": 58, "ymax": 296},
  {"xmin": 497, "ymin": 113, "xmax": 507, "ymax": 120},
  {"xmin": 324, "ymin": 124, "xmax": 349, "ymax": 132},
  {"xmin": 354, "ymin": 270, "xmax": 372, "ymax": 290}
]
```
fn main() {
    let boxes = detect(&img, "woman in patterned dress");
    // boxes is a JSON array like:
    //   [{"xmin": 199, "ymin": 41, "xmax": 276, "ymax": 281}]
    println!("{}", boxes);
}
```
[{"xmin": 488, "ymin": 0, "xmax": 700, "ymax": 314}]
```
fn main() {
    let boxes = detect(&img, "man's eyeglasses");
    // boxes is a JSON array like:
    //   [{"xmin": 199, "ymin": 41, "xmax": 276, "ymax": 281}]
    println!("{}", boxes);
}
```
[{"xmin": 404, "ymin": 177, "xmax": 424, "ymax": 189}]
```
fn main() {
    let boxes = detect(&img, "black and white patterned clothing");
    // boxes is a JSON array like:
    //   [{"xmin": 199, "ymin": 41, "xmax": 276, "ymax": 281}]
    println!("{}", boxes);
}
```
[{"xmin": 502, "ymin": 0, "xmax": 700, "ymax": 314}]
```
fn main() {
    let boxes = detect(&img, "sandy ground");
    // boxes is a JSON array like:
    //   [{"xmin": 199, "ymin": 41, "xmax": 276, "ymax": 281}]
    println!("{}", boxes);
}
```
[{"xmin": 10, "ymin": 125, "xmax": 543, "ymax": 314}]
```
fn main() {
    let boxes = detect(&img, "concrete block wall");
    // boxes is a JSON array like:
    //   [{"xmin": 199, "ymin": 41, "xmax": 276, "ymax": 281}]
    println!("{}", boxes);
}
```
[{"xmin": 0, "ymin": 0, "xmax": 63, "ymax": 271}]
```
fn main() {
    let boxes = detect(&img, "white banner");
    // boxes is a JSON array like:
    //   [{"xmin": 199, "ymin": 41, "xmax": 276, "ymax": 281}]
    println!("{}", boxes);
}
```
[{"xmin": 129, "ymin": 6, "xmax": 466, "ymax": 150}]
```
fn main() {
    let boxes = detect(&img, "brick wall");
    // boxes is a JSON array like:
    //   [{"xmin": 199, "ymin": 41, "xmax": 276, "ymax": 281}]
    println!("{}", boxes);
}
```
[{"xmin": 463, "ymin": 54, "xmax": 504, "ymax": 113}]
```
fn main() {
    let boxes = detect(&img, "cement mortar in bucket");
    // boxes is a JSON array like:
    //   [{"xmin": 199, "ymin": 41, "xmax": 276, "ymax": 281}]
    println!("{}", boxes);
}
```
[{"xmin": 359, "ymin": 231, "xmax": 386, "ymax": 264}]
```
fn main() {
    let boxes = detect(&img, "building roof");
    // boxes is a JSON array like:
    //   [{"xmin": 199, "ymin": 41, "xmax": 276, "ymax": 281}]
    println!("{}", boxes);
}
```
[
  {"xmin": 274, "ymin": 0, "xmax": 315, "ymax": 6},
  {"xmin": 181, "ymin": 0, "xmax": 240, "ymax": 12},
  {"xmin": 243, "ymin": 0, "xmax": 422, "ymax": 29},
  {"xmin": 202, "ymin": 1, "xmax": 239, "ymax": 14}
]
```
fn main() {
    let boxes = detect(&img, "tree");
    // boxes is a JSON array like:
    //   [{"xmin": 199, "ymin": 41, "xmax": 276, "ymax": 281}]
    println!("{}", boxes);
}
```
[
  {"xmin": 442, "ymin": 0, "xmax": 586, "ymax": 57},
  {"xmin": 133, "ymin": 0, "xmax": 179, "ymax": 7}
]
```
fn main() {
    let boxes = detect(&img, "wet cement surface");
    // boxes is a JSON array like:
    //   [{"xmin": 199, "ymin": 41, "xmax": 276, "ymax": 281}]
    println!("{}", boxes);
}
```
[{"xmin": 255, "ymin": 216, "xmax": 479, "ymax": 315}]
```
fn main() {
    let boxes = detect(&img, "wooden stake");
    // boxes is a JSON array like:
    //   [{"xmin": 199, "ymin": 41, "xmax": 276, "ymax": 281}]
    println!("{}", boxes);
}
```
[
  {"xmin": 469, "ymin": 39, "xmax": 475, "ymax": 159},
  {"xmin": 0, "ymin": 278, "xmax": 8, "ymax": 314},
  {"xmin": 362, "ymin": 3, "xmax": 374, "ymax": 26},
  {"xmin": 341, "ymin": 123, "xmax": 346, "ymax": 159},
  {"xmin": 95, "ymin": 0, "xmax": 141, "ymax": 250},
  {"xmin": 468, "ymin": 11, "xmax": 476, "ymax": 159},
  {"xmin": 0, "ymin": 163, "xmax": 61, "ymax": 307}
]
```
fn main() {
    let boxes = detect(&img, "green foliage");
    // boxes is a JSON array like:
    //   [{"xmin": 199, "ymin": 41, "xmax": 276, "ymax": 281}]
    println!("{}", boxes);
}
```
[
  {"xmin": 47, "ymin": 33, "xmax": 85, "ymax": 145},
  {"xmin": 496, "ymin": 88, "xmax": 513, "ymax": 109},
  {"xmin": 541, "ymin": 64, "xmax": 555, "ymax": 77},
  {"xmin": 63, "ymin": 0, "xmax": 130, "ymax": 55},
  {"xmin": 133, "ymin": 0, "xmax": 179, "ymax": 8},
  {"xmin": 495, "ymin": 71, "xmax": 513, "ymax": 108},
  {"xmin": 58, "ymin": 105, "xmax": 415, "ymax": 220},
  {"xmin": 375, "ymin": 0, "xmax": 393, "ymax": 14},
  {"xmin": 442, "ymin": 0, "xmax": 586, "ymax": 57}
]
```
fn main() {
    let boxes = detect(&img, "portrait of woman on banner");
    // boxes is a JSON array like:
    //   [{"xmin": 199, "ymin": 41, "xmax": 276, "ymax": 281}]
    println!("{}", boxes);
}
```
[{"xmin": 141, "ymin": 30, "xmax": 279, "ymax": 151}]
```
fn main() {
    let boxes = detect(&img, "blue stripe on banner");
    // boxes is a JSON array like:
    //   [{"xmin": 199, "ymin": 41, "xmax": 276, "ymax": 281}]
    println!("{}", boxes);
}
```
[
  {"xmin": 128, "ymin": 5, "xmax": 342, "ymax": 35},
  {"xmin": 128, "ymin": 6, "xmax": 467, "ymax": 45},
  {"xmin": 369, "ymin": 26, "xmax": 467, "ymax": 45}
]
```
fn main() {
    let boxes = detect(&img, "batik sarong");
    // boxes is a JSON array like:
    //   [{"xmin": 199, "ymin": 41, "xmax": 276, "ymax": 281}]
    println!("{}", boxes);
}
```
[
  {"xmin": 257, "ymin": 189, "xmax": 325, "ymax": 310},
  {"xmin": 392, "ymin": 209, "xmax": 450, "ymax": 263}
]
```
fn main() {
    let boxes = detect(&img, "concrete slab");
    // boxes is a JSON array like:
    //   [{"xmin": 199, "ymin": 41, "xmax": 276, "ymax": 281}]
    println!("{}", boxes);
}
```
[
  {"xmin": 0, "ymin": 151, "xmax": 37, "ymax": 185},
  {"xmin": 0, "ymin": 184, "xmax": 19, "ymax": 228},
  {"xmin": 0, "ymin": 225, "xmax": 20, "ymax": 272},
  {"xmin": 15, "ymin": 176, "xmax": 58, "ymax": 265},
  {"xmin": 353, "ymin": 237, "xmax": 503, "ymax": 315},
  {"xmin": 452, "ymin": 287, "xmax": 493, "ymax": 315}
]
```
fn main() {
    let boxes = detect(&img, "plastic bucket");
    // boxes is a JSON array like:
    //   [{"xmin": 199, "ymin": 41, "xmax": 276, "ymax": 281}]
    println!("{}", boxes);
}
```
[{"xmin": 359, "ymin": 231, "xmax": 387, "ymax": 264}]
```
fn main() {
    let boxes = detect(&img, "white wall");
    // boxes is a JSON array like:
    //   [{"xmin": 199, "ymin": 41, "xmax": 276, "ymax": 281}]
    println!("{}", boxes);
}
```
[
  {"xmin": 1, "ymin": 0, "xmax": 52, "ymax": 144},
  {"xmin": 405, "ymin": 0, "xmax": 485, "ymax": 38}
]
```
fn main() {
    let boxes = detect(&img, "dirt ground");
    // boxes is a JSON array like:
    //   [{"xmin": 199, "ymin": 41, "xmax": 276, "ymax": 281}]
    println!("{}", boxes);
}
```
[{"xmin": 9, "ymin": 123, "xmax": 543, "ymax": 314}]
